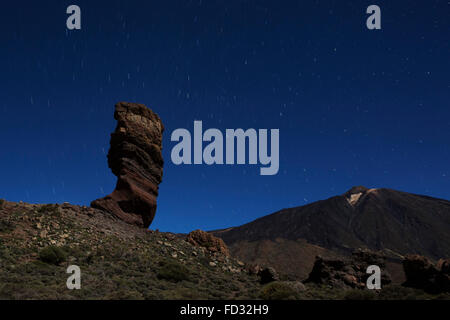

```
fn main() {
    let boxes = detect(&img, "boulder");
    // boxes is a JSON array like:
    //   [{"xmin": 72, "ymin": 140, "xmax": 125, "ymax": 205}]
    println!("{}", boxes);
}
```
[
  {"xmin": 437, "ymin": 258, "xmax": 450, "ymax": 274},
  {"xmin": 305, "ymin": 249, "xmax": 391, "ymax": 289},
  {"xmin": 403, "ymin": 255, "xmax": 438, "ymax": 282},
  {"xmin": 91, "ymin": 102, "xmax": 164, "ymax": 228},
  {"xmin": 403, "ymin": 255, "xmax": 450, "ymax": 293},
  {"xmin": 187, "ymin": 230, "xmax": 230, "ymax": 256},
  {"xmin": 259, "ymin": 267, "xmax": 279, "ymax": 284}
]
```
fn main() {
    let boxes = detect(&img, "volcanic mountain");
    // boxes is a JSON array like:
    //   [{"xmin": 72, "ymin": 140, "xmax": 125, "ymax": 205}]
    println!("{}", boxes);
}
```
[{"xmin": 212, "ymin": 186, "xmax": 450, "ymax": 280}]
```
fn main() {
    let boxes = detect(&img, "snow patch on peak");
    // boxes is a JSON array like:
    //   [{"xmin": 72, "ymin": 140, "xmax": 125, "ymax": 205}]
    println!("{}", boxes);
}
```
[{"xmin": 347, "ymin": 192, "xmax": 362, "ymax": 206}]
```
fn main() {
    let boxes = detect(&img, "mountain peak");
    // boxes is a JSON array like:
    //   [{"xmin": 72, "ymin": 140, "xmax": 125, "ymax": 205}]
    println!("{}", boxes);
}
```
[
  {"xmin": 344, "ymin": 186, "xmax": 376, "ymax": 206},
  {"xmin": 346, "ymin": 186, "xmax": 369, "ymax": 194},
  {"xmin": 344, "ymin": 186, "xmax": 369, "ymax": 196}
]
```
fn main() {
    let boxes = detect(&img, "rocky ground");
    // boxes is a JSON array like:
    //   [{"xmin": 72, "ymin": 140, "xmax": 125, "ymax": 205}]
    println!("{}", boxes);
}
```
[
  {"xmin": 0, "ymin": 200, "xmax": 260, "ymax": 299},
  {"xmin": 0, "ymin": 199, "xmax": 449, "ymax": 300}
]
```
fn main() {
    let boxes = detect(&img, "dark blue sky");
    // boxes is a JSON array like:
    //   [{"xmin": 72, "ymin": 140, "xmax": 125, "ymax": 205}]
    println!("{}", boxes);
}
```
[{"xmin": 0, "ymin": 1, "xmax": 449, "ymax": 233}]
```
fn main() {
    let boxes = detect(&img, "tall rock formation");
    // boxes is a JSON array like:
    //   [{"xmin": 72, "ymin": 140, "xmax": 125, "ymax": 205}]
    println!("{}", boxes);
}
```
[{"xmin": 91, "ymin": 102, "xmax": 164, "ymax": 228}]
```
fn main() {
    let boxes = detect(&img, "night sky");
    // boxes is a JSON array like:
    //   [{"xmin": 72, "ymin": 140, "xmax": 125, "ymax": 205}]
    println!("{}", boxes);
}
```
[{"xmin": 0, "ymin": 1, "xmax": 449, "ymax": 233}]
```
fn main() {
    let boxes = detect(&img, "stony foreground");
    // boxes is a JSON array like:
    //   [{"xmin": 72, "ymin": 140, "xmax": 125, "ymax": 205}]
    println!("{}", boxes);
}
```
[
  {"xmin": 0, "ymin": 200, "xmax": 259, "ymax": 299},
  {"xmin": 0, "ymin": 200, "xmax": 449, "ymax": 300}
]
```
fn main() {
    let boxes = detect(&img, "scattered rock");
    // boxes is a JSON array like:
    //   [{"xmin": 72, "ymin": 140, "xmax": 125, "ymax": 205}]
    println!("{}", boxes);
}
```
[
  {"xmin": 91, "ymin": 102, "xmax": 164, "ymax": 228},
  {"xmin": 229, "ymin": 267, "xmax": 241, "ymax": 273},
  {"xmin": 165, "ymin": 233, "xmax": 176, "ymax": 240},
  {"xmin": 343, "ymin": 274, "xmax": 358, "ymax": 287}
]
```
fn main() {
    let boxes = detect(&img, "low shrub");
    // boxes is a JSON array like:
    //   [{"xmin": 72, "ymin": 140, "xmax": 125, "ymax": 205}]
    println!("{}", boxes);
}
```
[
  {"xmin": 0, "ymin": 220, "xmax": 14, "ymax": 232},
  {"xmin": 260, "ymin": 282, "xmax": 300, "ymax": 300},
  {"xmin": 157, "ymin": 261, "xmax": 190, "ymax": 283},
  {"xmin": 343, "ymin": 289, "xmax": 377, "ymax": 300},
  {"xmin": 39, "ymin": 246, "xmax": 67, "ymax": 265},
  {"xmin": 37, "ymin": 204, "xmax": 60, "ymax": 216},
  {"xmin": 377, "ymin": 285, "xmax": 432, "ymax": 300}
]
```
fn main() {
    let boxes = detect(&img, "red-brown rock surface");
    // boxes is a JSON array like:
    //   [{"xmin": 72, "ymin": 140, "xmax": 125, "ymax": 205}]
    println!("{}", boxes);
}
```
[
  {"xmin": 437, "ymin": 258, "xmax": 450, "ymax": 274},
  {"xmin": 403, "ymin": 255, "xmax": 450, "ymax": 293},
  {"xmin": 186, "ymin": 230, "xmax": 230, "ymax": 256},
  {"xmin": 91, "ymin": 102, "xmax": 164, "ymax": 228}
]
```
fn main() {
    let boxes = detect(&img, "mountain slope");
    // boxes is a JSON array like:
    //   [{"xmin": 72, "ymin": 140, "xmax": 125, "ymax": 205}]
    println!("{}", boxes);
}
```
[{"xmin": 213, "ymin": 187, "xmax": 450, "ymax": 279}]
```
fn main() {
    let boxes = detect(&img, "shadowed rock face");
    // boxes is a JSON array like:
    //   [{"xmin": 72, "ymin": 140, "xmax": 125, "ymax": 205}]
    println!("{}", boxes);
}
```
[
  {"xmin": 403, "ymin": 255, "xmax": 450, "ymax": 293},
  {"xmin": 91, "ymin": 102, "xmax": 164, "ymax": 228},
  {"xmin": 305, "ymin": 249, "xmax": 392, "ymax": 289}
]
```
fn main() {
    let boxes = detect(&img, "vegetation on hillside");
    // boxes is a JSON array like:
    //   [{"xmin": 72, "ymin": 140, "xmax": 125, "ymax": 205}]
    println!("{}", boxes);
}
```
[{"xmin": 0, "ymin": 201, "xmax": 448, "ymax": 300}]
